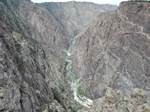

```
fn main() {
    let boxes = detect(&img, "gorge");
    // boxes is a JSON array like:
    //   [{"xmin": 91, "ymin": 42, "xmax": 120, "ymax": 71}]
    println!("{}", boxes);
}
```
[{"xmin": 0, "ymin": 0, "xmax": 150, "ymax": 112}]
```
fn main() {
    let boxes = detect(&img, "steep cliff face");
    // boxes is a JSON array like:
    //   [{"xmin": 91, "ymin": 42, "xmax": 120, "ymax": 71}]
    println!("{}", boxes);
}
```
[
  {"xmin": 40, "ymin": 2, "xmax": 116, "ymax": 37},
  {"xmin": 0, "ymin": 0, "xmax": 75, "ymax": 111},
  {"xmin": 0, "ymin": 0, "xmax": 117, "ymax": 111},
  {"xmin": 12, "ymin": 0, "xmax": 116, "ymax": 87},
  {"xmin": 17, "ymin": 0, "xmax": 68, "ymax": 56},
  {"xmin": 73, "ymin": 1, "xmax": 150, "ymax": 99},
  {"xmin": 2, "ymin": 0, "xmax": 150, "ymax": 111},
  {"xmin": 0, "ymin": 22, "xmax": 54, "ymax": 111},
  {"xmin": 15, "ymin": 0, "xmax": 68, "ymax": 88}
]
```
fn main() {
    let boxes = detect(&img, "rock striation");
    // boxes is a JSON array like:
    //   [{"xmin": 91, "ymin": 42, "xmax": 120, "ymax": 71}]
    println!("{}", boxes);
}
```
[
  {"xmin": 0, "ymin": 0, "xmax": 116, "ymax": 111},
  {"xmin": 72, "ymin": 1, "xmax": 150, "ymax": 99},
  {"xmin": 39, "ymin": 2, "xmax": 116, "ymax": 37},
  {"xmin": 14, "ymin": 0, "xmax": 116, "ymax": 89},
  {"xmin": 0, "ymin": 0, "xmax": 74, "ymax": 111},
  {"xmin": 1, "ymin": 0, "xmax": 150, "ymax": 111}
]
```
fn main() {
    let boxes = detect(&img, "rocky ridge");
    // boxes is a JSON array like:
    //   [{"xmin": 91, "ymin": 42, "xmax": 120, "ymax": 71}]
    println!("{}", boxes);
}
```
[
  {"xmin": 1, "ymin": 0, "xmax": 150, "ymax": 111},
  {"xmin": 72, "ymin": 1, "xmax": 150, "ymax": 100},
  {"xmin": 39, "ymin": 2, "xmax": 116, "ymax": 37},
  {"xmin": 0, "ymin": 0, "xmax": 116, "ymax": 111}
]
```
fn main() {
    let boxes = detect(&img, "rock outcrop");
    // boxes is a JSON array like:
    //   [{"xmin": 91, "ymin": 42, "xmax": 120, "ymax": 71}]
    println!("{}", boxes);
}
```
[
  {"xmin": 0, "ymin": 25, "xmax": 53, "ymax": 111},
  {"xmin": 0, "ymin": 0, "xmax": 73, "ymax": 111},
  {"xmin": 0, "ymin": 0, "xmax": 74, "ymax": 111},
  {"xmin": 72, "ymin": 1, "xmax": 150, "ymax": 99},
  {"xmin": 78, "ymin": 87, "xmax": 150, "ymax": 112}
]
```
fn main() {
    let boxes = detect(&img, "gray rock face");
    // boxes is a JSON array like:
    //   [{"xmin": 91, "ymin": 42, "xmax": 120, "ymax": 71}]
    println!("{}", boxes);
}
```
[
  {"xmin": 73, "ymin": 1, "xmax": 150, "ymax": 99},
  {"xmin": 79, "ymin": 88, "xmax": 150, "ymax": 112},
  {"xmin": 0, "ymin": 0, "xmax": 74, "ymax": 111},
  {"xmin": 2, "ymin": 0, "xmax": 149, "ymax": 111},
  {"xmin": 14, "ymin": 0, "xmax": 116, "ymax": 88},
  {"xmin": 0, "ymin": 26, "xmax": 53, "ymax": 111},
  {"xmin": 40, "ymin": 2, "xmax": 117, "ymax": 37},
  {"xmin": 0, "ymin": 0, "xmax": 116, "ymax": 111}
]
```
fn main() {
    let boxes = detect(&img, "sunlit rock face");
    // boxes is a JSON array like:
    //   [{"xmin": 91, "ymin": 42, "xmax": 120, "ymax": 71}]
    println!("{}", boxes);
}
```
[{"xmin": 72, "ymin": 1, "xmax": 150, "ymax": 99}]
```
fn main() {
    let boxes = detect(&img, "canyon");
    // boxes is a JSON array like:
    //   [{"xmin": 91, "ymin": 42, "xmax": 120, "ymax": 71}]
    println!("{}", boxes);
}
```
[{"xmin": 0, "ymin": 0, "xmax": 150, "ymax": 112}]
